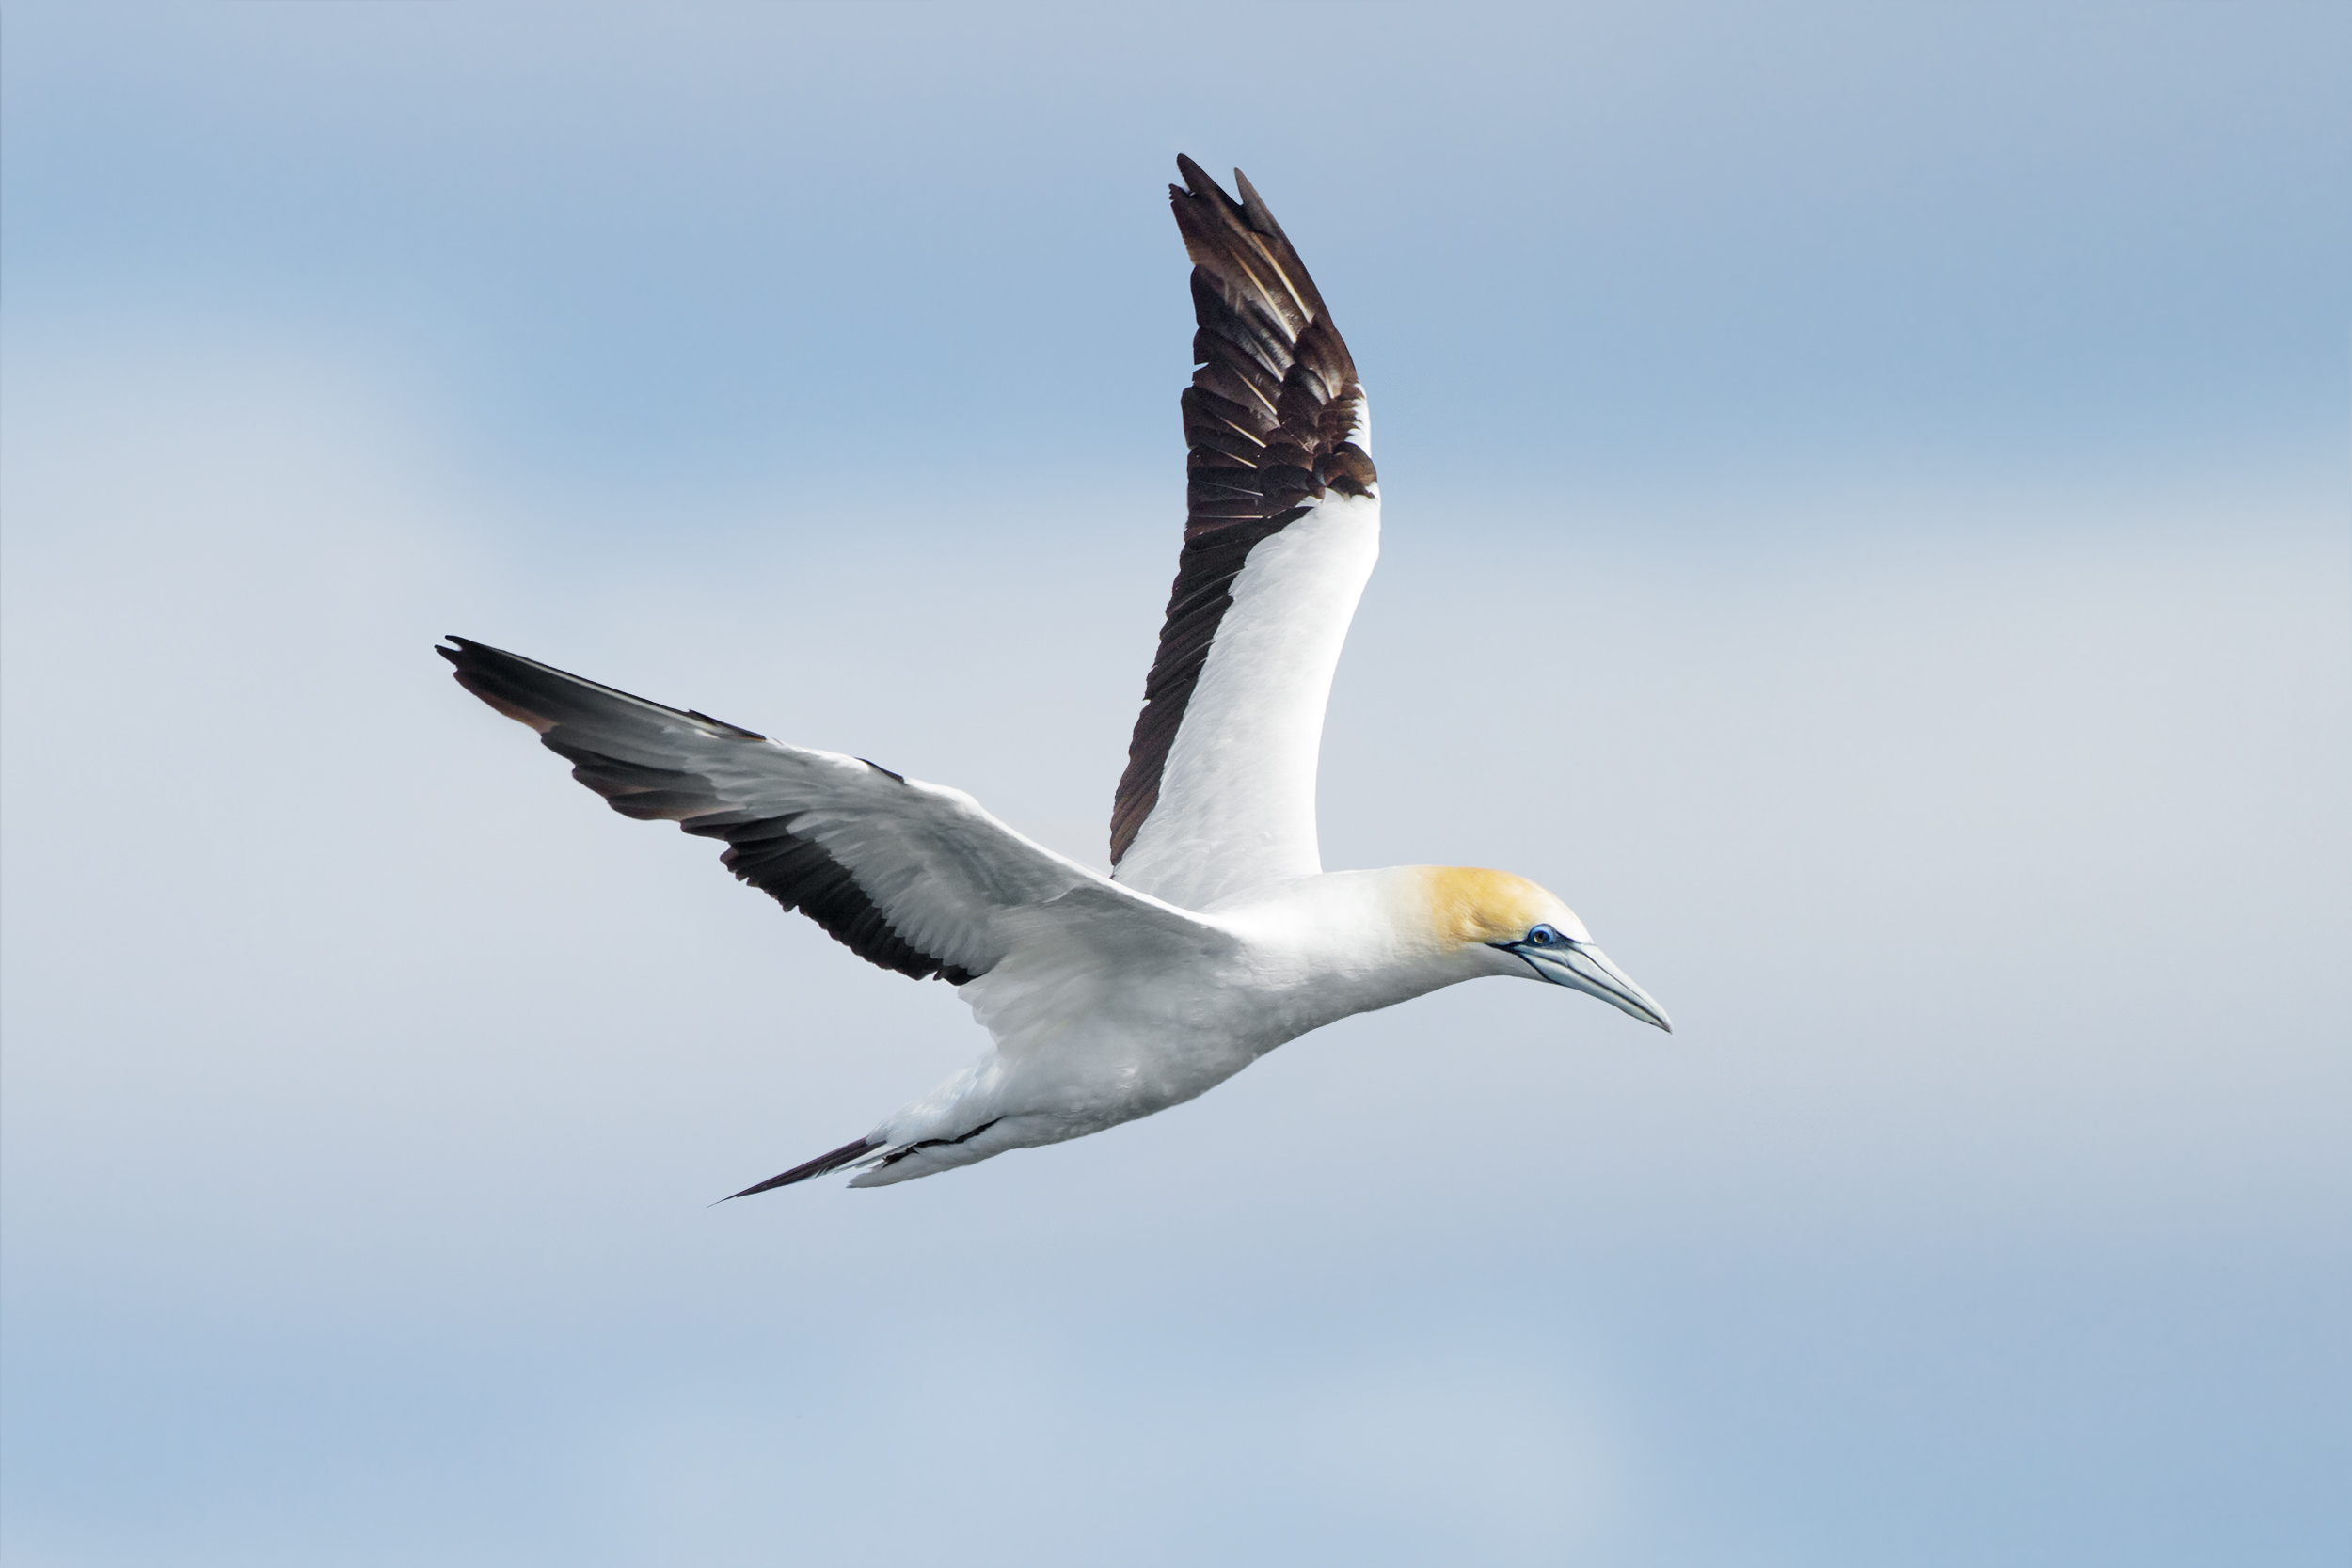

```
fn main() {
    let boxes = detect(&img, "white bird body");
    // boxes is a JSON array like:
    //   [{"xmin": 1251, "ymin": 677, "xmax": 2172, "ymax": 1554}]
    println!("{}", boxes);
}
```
[
  {"xmin": 442, "ymin": 159, "xmax": 1668, "ymax": 1194},
  {"xmin": 874, "ymin": 865, "xmax": 1534, "ymax": 1186}
]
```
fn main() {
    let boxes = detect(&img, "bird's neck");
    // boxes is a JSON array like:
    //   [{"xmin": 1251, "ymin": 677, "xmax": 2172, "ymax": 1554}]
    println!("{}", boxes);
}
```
[{"xmin": 1210, "ymin": 866, "xmax": 1489, "ymax": 1024}]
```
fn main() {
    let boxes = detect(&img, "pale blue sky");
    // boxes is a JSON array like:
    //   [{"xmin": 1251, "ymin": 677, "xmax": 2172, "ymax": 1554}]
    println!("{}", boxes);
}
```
[{"xmin": 4, "ymin": 5, "xmax": 2346, "ymax": 1565}]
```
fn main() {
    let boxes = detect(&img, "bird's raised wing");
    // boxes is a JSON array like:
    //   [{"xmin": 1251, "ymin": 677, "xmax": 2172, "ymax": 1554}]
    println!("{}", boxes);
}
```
[
  {"xmin": 441, "ymin": 638, "xmax": 1216, "ymax": 985},
  {"xmin": 1108, "ymin": 157, "xmax": 1381, "ymax": 913}
]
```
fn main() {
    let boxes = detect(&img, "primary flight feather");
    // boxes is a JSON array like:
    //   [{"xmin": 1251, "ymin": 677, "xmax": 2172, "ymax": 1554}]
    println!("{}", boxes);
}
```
[{"xmin": 441, "ymin": 157, "xmax": 1668, "ymax": 1193}]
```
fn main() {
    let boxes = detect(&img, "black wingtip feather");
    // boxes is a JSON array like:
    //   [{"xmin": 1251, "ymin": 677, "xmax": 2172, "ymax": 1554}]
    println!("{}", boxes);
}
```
[{"xmin": 437, "ymin": 637, "xmax": 769, "ymax": 741}]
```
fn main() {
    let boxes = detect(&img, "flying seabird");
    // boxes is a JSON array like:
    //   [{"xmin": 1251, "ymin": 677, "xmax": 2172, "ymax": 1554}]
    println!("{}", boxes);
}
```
[{"xmin": 440, "ymin": 157, "xmax": 1669, "ymax": 1193}]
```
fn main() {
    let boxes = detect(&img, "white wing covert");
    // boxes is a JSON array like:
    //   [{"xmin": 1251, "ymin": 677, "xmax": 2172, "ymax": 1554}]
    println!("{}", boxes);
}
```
[{"xmin": 1109, "ymin": 159, "xmax": 1380, "ymax": 913}]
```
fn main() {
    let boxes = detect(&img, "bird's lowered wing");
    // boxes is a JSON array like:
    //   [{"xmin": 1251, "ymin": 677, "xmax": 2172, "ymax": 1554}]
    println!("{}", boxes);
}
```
[
  {"xmin": 442, "ymin": 638, "xmax": 1216, "ymax": 985},
  {"xmin": 1109, "ymin": 157, "xmax": 1380, "ymax": 913}
]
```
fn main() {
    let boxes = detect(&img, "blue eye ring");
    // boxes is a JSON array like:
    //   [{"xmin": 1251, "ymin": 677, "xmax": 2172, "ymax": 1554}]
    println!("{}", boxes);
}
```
[{"xmin": 1525, "ymin": 924, "xmax": 1563, "ymax": 946}]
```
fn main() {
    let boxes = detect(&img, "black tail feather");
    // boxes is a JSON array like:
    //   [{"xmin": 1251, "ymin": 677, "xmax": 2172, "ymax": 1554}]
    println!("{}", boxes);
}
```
[{"xmin": 722, "ymin": 1137, "xmax": 881, "ymax": 1199}]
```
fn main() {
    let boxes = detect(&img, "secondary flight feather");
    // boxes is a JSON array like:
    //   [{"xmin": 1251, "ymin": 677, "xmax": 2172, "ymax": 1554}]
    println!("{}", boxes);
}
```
[{"xmin": 441, "ymin": 156, "xmax": 1668, "ymax": 1193}]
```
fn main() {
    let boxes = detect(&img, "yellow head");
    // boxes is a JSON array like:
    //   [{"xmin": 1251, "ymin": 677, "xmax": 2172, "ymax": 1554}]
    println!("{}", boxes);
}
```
[
  {"xmin": 1416, "ymin": 866, "xmax": 1590, "ymax": 948},
  {"xmin": 1411, "ymin": 865, "xmax": 1669, "ymax": 1031}
]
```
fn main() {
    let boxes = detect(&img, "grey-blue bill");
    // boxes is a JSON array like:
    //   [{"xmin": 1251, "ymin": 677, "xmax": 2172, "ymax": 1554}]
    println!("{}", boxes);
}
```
[{"xmin": 1509, "ymin": 939, "xmax": 1673, "ymax": 1031}]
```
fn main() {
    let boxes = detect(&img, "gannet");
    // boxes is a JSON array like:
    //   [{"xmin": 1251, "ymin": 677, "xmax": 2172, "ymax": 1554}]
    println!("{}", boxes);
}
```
[{"xmin": 441, "ymin": 157, "xmax": 1669, "ymax": 1193}]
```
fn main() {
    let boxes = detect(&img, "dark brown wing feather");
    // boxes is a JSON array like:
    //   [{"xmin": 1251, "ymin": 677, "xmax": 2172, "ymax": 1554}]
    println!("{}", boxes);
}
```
[{"xmin": 1109, "ymin": 158, "xmax": 1377, "ymax": 869}]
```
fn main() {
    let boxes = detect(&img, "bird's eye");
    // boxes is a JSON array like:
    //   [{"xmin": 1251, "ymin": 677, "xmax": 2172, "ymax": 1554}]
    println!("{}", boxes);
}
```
[{"xmin": 1526, "ymin": 924, "xmax": 1561, "ymax": 945}]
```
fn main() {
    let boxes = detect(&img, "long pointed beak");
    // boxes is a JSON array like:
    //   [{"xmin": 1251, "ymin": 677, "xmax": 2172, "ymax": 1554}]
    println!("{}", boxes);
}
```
[{"xmin": 1514, "ymin": 941, "xmax": 1672, "ymax": 1032}]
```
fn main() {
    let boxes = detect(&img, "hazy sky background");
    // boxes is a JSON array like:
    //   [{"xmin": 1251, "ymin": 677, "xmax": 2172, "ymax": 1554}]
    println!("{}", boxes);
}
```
[{"xmin": 4, "ymin": 5, "xmax": 2346, "ymax": 1564}]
